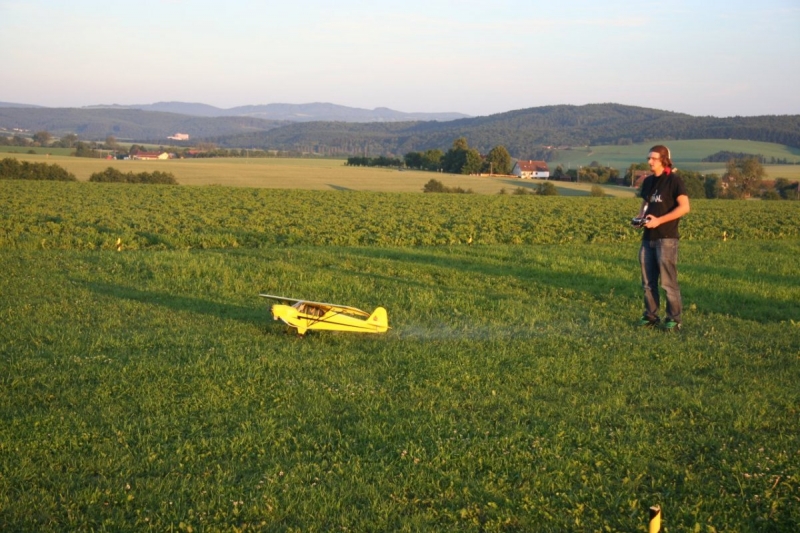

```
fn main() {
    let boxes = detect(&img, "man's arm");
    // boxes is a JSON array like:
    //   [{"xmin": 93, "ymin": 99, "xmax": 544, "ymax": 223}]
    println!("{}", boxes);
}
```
[
  {"xmin": 645, "ymin": 195, "xmax": 690, "ymax": 228},
  {"xmin": 637, "ymin": 199, "xmax": 649, "ymax": 218}
]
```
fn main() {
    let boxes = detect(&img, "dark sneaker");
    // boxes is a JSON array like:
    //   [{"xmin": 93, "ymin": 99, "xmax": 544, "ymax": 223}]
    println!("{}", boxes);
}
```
[
  {"xmin": 637, "ymin": 316, "xmax": 660, "ymax": 327},
  {"xmin": 661, "ymin": 320, "xmax": 681, "ymax": 332}
]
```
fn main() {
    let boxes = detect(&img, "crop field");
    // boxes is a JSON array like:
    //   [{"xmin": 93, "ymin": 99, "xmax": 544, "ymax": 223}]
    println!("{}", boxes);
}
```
[
  {"xmin": 0, "ymin": 151, "xmax": 640, "ymax": 197},
  {"xmin": 4, "ymin": 137, "xmax": 800, "ymax": 194},
  {"xmin": 1, "ymin": 181, "xmax": 799, "ymax": 532}
]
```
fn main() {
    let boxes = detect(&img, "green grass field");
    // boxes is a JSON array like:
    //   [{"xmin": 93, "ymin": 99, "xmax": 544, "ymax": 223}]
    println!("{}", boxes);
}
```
[
  {"xmin": 548, "ymin": 139, "xmax": 800, "ymax": 179},
  {"xmin": 1, "ymin": 181, "xmax": 798, "ymax": 531}
]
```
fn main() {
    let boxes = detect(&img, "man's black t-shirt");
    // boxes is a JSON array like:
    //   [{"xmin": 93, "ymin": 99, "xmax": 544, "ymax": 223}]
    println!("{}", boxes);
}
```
[{"xmin": 640, "ymin": 171, "xmax": 688, "ymax": 241}]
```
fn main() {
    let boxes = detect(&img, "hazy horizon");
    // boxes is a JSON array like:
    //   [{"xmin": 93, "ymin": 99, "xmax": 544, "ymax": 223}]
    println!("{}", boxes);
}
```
[
  {"xmin": 1, "ymin": 0, "xmax": 798, "ymax": 118},
  {"xmin": 3, "ymin": 100, "xmax": 799, "ymax": 120}
]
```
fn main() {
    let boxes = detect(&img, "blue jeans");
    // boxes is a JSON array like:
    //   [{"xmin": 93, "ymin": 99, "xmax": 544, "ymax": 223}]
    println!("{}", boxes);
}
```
[{"xmin": 639, "ymin": 238, "xmax": 682, "ymax": 323}]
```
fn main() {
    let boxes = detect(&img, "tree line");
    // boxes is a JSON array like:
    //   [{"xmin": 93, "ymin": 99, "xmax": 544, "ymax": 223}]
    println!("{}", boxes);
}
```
[
  {"xmin": 88, "ymin": 167, "xmax": 177, "ymax": 184},
  {"xmin": 344, "ymin": 138, "xmax": 514, "ymax": 176},
  {"xmin": 0, "ymin": 157, "xmax": 77, "ymax": 181},
  {"xmin": 621, "ymin": 158, "xmax": 798, "ymax": 200},
  {"xmin": 347, "ymin": 135, "xmax": 798, "ymax": 201},
  {"xmin": 404, "ymin": 138, "xmax": 513, "ymax": 175},
  {"xmin": 702, "ymin": 151, "xmax": 796, "ymax": 165},
  {"xmin": 404, "ymin": 139, "xmax": 798, "ymax": 201},
  {"xmin": 0, "ymin": 157, "xmax": 176, "ymax": 185}
]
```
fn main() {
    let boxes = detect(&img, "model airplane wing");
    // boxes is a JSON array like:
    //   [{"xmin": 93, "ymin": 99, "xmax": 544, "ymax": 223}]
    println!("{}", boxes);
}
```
[
  {"xmin": 259, "ymin": 294, "xmax": 371, "ymax": 317},
  {"xmin": 259, "ymin": 294, "xmax": 304, "ymax": 304}
]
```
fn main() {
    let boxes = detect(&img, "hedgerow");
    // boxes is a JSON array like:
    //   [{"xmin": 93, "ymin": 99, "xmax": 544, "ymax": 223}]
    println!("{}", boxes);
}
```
[
  {"xmin": 0, "ymin": 157, "xmax": 77, "ymax": 181},
  {"xmin": 88, "ymin": 167, "xmax": 178, "ymax": 184}
]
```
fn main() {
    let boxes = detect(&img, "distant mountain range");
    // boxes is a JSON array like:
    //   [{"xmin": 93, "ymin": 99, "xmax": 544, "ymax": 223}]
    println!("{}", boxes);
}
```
[
  {"xmin": 0, "ymin": 101, "xmax": 47, "ymax": 109},
  {"xmin": 0, "ymin": 106, "xmax": 287, "ymax": 141},
  {"xmin": 1, "ymin": 101, "xmax": 798, "ymax": 158},
  {"xmin": 0, "ymin": 101, "xmax": 469, "ymax": 123}
]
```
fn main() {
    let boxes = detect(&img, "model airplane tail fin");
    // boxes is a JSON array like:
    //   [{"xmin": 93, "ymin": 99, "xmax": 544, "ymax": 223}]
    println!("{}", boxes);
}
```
[{"xmin": 368, "ymin": 307, "xmax": 389, "ymax": 332}]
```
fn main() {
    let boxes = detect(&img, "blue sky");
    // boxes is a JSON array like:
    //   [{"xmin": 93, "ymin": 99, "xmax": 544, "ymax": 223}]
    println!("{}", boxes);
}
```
[{"xmin": 1, "ymin": 0, "xmax": 798, "ymax": 117}]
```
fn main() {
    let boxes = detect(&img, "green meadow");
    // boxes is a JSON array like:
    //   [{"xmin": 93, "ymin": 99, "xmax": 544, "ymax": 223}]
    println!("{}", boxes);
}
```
[
  {"xmin": 1, "ymin": 181, "xmax": 798, "ymax": 532},
  {"xmin": 547, "ymin": 140, "xmax": 800, "ymax": 179}
]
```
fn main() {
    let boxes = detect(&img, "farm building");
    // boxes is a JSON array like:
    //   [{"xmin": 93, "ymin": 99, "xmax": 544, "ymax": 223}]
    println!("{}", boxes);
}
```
[{"xmin": 512, "ymin": 160, "xmax": 550, "ymax": 179}]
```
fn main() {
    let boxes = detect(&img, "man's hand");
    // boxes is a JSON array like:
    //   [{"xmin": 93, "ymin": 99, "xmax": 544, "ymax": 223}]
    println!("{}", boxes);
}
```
[{"xmin": 644, "ymin": 215, "xmax": 660, "ymax": 229}]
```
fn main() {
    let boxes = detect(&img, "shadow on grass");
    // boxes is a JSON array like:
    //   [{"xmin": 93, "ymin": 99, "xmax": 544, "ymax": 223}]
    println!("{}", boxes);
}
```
[
  {"xmin": 340, "ymin": 246, "xmax": 632, "ymax": 313},
  {"xmin": 498, "ymin": 179, "xmax": 586, "ymax": 196},
  {"xmin": 76, "ymin": 246, "xmax": 797, "ymax": 326},
  {"xmin": 343, "ymin": 246, "xmax": 798, "ymax": 324},
  {"xmin": 79, "ymin": 280, "xmax": 266, "ymax": 326},
  {"xmin": 680, "ymin": 264, "xmax": 799, "ymax": 323}
]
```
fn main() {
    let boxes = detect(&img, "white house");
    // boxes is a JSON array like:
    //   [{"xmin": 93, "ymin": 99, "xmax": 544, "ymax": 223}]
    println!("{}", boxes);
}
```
[{"xmin": 512, "ymin": 160, "xmax": 550, "ymax": 179}]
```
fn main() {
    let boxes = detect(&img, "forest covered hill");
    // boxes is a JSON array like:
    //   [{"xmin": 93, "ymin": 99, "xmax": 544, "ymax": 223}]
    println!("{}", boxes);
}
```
[
  {"xmin": 2, "ymin": 103, "xmax": 798, "ymax": 159},
  {"xmin": 0, "ymin": 107, "xmax": 286, "ymax": 141},
  {"xmin": 203, "ymin": 104, "xmax": 800, "ymax": 158}
]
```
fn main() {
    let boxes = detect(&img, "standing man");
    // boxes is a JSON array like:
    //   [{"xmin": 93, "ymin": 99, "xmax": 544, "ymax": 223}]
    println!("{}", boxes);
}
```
[{"xmin": 635, "ymin": 145, "xmax": 691, "ymax": 331}]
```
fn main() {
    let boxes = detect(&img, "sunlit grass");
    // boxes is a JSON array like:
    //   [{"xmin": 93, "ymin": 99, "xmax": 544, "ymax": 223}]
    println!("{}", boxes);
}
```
[
  {"xmin": 1, "ymin": 238, "xmax": 798, "ymax": 531},
  {"xmin": 1, "ymin": 180, "xmax": 798, "ymax": 530}
]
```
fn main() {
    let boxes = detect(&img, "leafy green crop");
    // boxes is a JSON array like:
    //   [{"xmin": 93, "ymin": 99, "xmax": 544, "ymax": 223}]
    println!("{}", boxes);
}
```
[{"xmin": 2, "ymin": 181, "xmax": 798, "ymax": 252}]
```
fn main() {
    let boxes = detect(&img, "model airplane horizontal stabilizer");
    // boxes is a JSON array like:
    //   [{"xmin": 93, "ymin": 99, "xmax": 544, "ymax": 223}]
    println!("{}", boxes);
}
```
[{"xmin": 259, "ymin": 294, "xmax": 389, "ymax": 335}]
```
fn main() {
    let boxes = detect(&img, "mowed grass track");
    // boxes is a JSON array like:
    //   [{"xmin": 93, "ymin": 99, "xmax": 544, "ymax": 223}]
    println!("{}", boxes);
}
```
[{"xmin": 1, "ymin": 182, "xmax": 798, "ymax": 531}]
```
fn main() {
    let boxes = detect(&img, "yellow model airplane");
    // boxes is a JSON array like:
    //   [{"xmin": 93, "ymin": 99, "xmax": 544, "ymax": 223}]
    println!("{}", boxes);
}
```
[{"xmin": 259, "ymin": 294, "xmax": 389, "ymax": 335}]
